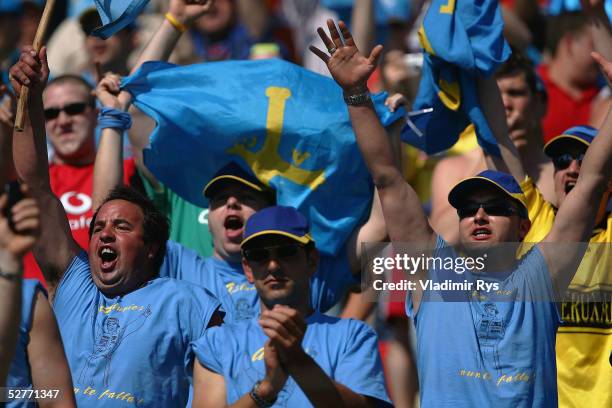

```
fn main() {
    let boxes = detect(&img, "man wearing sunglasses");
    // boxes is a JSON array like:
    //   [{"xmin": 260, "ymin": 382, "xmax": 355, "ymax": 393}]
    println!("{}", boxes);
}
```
[
  {"xmin": 312, "ymin": 18, "xmax": 612, "ymax": 407},
  {"xmin": 157, "ymin": 161, "xmax": 368, "ymax": 323},
  {"xmin": 190, "ymin": 205, "xmax": 391, "ymax": 407}
]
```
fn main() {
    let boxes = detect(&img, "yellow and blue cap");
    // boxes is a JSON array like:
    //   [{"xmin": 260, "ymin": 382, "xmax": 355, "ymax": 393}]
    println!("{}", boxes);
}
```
[
  {"xmin": 543, "ymin": 125, "xmax": 597, "ymax": 158},
  {"xmin": 448, "ymin": 170, "xmax": 528, "ymax": 218},
  {"xmin": 241, "ymin": 206, "xmax": 314, "ymax": 249},
  {"xmin": 203, "ymin": 161, "xmax": 271, "ymax": 199}
]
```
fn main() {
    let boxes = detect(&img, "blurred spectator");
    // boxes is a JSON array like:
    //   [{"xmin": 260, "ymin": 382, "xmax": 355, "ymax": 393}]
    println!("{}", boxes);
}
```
[{"xmin": 539, "ymin": 11, "xmax": 600, "ymax": 142}]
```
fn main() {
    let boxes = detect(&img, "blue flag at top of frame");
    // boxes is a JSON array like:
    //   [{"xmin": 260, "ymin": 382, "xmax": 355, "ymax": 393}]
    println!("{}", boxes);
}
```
[
  {"xmin": 91, "ymin": 0, "xmax": 149, "ymax": 39},
  {"xmin": 401, "ymin": 0, "xmax": 510, "ymax": 156},
  {"xmin": 121, "ymin": 59, "xmax": 404, "ymax": 256}
]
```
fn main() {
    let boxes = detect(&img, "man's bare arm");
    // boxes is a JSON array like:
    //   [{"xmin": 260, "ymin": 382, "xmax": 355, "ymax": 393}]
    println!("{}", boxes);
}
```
[
  {"xmin": 28, "ymin": 292, "xmax": 76, "ymax": 407},
  {"xmin": 128, "ymin": 0, "xmax": 215, "ymax": 189},
  {"xmin": 541, "ymin": 52, "xmax": 612, "ymax": 292},
  {"xmin": 477, "ymin": 76, "xmax": 527, "ymax": 182},
  {"xmin": 0, "ymin": 188, "xmax": 41, "ymax": 384},
  {"xmin": 310, "ymin": 20, "xmax": 434, "ymax": 245},
  {"xmin": 10, "ymin": 47, "xmax": 80, "ymax": 297}
]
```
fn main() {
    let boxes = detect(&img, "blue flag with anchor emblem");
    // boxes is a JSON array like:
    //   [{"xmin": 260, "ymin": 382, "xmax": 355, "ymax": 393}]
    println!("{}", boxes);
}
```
[
  {"xmin": 401, "ymin": 0, "xmax": 510, "ymax": 156},
  {"xmin": 121, "ymin": 60, "xmax": 404, "ymax": 256}
]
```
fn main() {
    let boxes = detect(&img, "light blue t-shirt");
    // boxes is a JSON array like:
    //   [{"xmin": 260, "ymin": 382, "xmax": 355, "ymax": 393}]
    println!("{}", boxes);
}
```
[
  {"xmin": 52, "ymin": 251, "xmax": 221, "ymax": 407},
  {"xmin": 406, "ymin": 237, "xmax": 560, "ymax": 407},
  {"xmin": 191, "ymin": 311, "xmax": 392, "ymax": 407},
  {"xmin": 160, "ymin": 241, "xmax": 356, "ymax": 322},
  {"xmin": 5, "ymin": 279, "xmax": 43, "ymax": 408}
]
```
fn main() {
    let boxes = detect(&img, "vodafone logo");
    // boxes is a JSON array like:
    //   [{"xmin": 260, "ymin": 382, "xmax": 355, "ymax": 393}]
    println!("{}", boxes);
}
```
[
  {"xmin": 198, "ymin": 209, "xmax": 209, "ymax": 225},
  {"xmin": 60, "ymin": 192, "xmax": 92, "ymax": 215}
]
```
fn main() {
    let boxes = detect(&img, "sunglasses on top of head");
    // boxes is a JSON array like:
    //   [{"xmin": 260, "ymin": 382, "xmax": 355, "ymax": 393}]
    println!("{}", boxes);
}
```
[
  {"xmin": 552, "ymin": 153, "xmax": 585, "ymax": 170},
  {"xmin": 43, "ymin": 102, "xmax": 91, "ymax": 120},
  {"xmin": 242, "ymin": 243, "xmax": 303, "ymax": 263},
  {"xmin": 457, "ymin": 202, "xmax": 520, "ymax": 219}
]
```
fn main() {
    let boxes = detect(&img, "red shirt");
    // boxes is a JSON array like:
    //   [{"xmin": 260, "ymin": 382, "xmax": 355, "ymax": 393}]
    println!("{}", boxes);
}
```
[
  {"xmin": 538, "ymin": 64, "xmax": 599, "ymax": 143},
  {"xmin": 23, "ymin": 159, "xmax": 137, "ymax": 283}
]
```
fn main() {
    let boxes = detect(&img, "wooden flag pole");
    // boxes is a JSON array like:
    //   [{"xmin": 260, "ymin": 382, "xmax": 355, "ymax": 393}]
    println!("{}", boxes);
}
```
[{"xmin": 14, "ymin": 0, "xmax": 57, "ymax": 132}]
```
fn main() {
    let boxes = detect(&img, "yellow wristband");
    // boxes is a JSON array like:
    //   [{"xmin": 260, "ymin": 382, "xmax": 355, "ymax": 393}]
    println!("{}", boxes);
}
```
[{"xmin": 165, "ymin": 12, "xmax": 187, "ymax": 33}]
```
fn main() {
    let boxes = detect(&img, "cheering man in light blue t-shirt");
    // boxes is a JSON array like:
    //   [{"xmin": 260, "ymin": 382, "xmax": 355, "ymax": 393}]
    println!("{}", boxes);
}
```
[
  {"xmin": 190, "ymin": 206, "xmax": 391, "ymax": 407},
  {"xmin": 310, "ymin": 17, "xmax": 612, "ymax": 408},
  {"xmin": 10, "ymin": 45, "xmax": 224, "ymax": 407}
]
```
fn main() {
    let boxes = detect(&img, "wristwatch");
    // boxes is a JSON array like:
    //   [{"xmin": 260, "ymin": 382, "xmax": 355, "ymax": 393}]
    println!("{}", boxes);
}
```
[
  {"xmin": 249, "ymin": 380, "xmax": 277, "ymax": 407},
  {"xmin": 344, "ymin": 91, "xmax": 371, "ymax": 106}
]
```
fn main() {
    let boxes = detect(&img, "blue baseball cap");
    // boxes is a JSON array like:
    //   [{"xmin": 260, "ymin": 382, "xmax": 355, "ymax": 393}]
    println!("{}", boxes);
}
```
[
  {"xmin": 0, "ymin": 0, "xmax": 22, "ymax": 14},
  {"xmin": 203, "ymin": 161, "xmax": 271, "ymax": 199},
  {"xmin": 241, "ymin": 206, "xmax": 314, "ymax": 249},
  {"xmin": 544, "ymin": 125, "xmax": 597, "ymax": 157},
  {"xmin": 448, "ymin": 170, "xmax": 528, "ymax": 218}
]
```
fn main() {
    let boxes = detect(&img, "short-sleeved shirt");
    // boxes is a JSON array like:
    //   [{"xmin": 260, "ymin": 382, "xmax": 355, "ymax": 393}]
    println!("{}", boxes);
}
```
[
  {"xmin": 191, "ymin": 311, "xmax": 391, "ymax": 407},
  {"xmin": 406, "ymin": 236, "xmax": 560, "ymax": 407},
  {"xmin": 537, "ymin": 64, "xmax": 599, "ymax": 144},
  {"xmin": 52, "ymin": 251, "xmax": 221, "ymax": 407},
  {"xmin": 5, "ymin": 279, "xmax": 44, "ymax": 408},
  {"xmin": 141, "ymin": 173, "xmax": 213, "ymax": 258},
  {"xmin": 520, "ymin": 177, "xmax": 612, "ymax": 407},
  {"xmin": 160, "ymin": 241, "xmax": 356, "ymax": 323},
  {"xmin": 23, "ymin": 159, "xmax": 138, "ymax": 282}
]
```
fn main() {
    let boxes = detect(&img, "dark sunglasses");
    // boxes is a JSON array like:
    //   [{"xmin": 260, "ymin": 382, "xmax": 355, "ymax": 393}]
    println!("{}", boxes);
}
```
[
  {"xmin": 243, "ymin": 243, "xmax": 303, "ymax": 263},
  {"xmin": 552, "ymin": 153, "xmax": 585, "ymax": 170},
  {"xmin": 43, "ymin": 102, "xmax": 91, "ymax": 120},
  {"xmin": 457, "ymin": 202, "xmax": 519, "ymax": 219}
]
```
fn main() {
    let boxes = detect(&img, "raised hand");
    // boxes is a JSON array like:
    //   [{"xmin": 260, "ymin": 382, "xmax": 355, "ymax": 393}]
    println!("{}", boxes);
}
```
[
  {"xmin": 169, "ymin": 0, "xmax": 215, "ymax": 26},
  {"xmin": 95, "ymin": 73, "xmax": 132, "ymax": 111},
  {"xmin": 8, "ymin": 46, "xmax": 49, "ymax": 98},
  {"xmin": 0, "ymin": 185, "xmax": 40, "ymax": 259},
  {"xmin": 309, "ymin": 19, "xmax": 383, "ymax": 94},
  {"xmin": 257, "ymin": 339, "xmax": 288, "ymax": 401},
  {"xmin": 259, "ymin": 305, "xmax": 308, "ymax": 366}
]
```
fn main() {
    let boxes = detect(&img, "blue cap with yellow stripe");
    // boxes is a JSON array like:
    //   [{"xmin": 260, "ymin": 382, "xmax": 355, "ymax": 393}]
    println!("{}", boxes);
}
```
[
  {"xmin": 241, "ymin": 206, "xmax": 314, "ymax": 249},
  {"xmin": 203, "ymin": 161, "xmax": 270, "ymax": 199},
  {"xmin": 543, "ymin": 125, "xmax": 597, "ymax": 157},
  {"xmin": 448, "ymin": 170, "xmax": 528, "ymax": 218}
]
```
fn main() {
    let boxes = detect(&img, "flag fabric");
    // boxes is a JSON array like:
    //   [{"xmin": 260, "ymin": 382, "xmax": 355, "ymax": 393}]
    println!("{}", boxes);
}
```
[
  {"xmin": 401, "ymin": 0, "xmax": 510, "ymax": 156},
  {"xmin": 121, "ymin": 59, "xmax": 404, "ymax": 256},
  {"xmin": 91, "ymin": 0, "xmax": 149, "ymax": 39}
]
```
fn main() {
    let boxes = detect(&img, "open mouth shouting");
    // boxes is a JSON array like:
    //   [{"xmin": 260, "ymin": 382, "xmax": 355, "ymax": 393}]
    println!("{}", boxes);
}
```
[
  {"xmin": 564, "ymin": 180, "xmax": 577, "ymax": 194},
  {"xmin": 224, "ymin": 215, "xmax": 244, "ymax": 241},
  {"xmin": 98, "ymin": 246, "xmax": 119, "ymax": 272}
]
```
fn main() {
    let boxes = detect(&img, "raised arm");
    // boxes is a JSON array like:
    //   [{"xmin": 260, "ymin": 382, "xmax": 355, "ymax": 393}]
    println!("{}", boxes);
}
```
[
  {"xmin": 131, "ymin": 0, "xmax": 215, "ymax": 72},
  {"xmin": 9, "ymin": 47, "xmax": 81, "ymax": 297},
  {"xmin": 310, "ymin": 20, "xmax": 434, "ymax": 245},
  {"xmin": 128, "ymin": 0, "xmax": 215, "ymax": 189},
  {"xmin": 0, "ymin": 188, "xmax": 40, "ymax": 384},
  {"xmin": 477, "ymin": 76, "xmax": 527, "ymax": 182},
  {"xmin": 540, "ymin": 52, "xmax": 612, "ymax": 292},
  {"xmin": 92, "ymin": 74, "xmax": 132, "ymax": 210}
]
